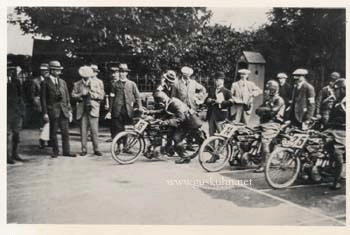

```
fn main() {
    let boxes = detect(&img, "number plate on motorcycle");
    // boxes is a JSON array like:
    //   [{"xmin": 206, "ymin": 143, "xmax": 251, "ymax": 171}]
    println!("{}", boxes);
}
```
[
  {"xmin": 282, "ymin": 134, "xmax": 308, "ymax": 148},
  {"xmin": 220, "ymin": 124, "xmax": 236, "ymax": 138},
  {"xmin": 134, "ymin": 119, "xmax": 148, "ymax": 134}
]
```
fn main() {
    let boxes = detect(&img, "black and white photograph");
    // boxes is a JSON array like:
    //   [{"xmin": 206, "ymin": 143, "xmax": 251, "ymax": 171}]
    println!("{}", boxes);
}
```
[{"xmin": 4, "ymin": 2, "xmax": 347, "ymax": 230}]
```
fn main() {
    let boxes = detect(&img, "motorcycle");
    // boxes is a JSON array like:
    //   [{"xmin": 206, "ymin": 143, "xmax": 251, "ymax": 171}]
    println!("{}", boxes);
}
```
[
  {"xmin": 198, "ymin": 120, "xmax": 291, "ymax": 172},
  {"xmin": 110, "ymin": 113, "xmax": 206, "ymax": 164},
  {"xmin": 264, "ymin": 125, "xmax": 343, "ymax": 189}
]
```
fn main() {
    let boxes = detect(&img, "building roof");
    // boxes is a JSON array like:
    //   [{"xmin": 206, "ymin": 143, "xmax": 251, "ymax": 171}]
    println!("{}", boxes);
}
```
[{"xmin": 242, "ymin": 51, "xmax": 266, "ymax": 64}]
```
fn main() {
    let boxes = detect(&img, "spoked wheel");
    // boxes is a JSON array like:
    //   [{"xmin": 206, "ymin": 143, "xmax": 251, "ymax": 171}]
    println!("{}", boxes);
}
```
[
  {"xmin": 265, "ymin": 148, "xmax": 301, "ymax": 189},
  {"xmin": 111, "ymin": 131, "xmax": 144, "ymax": 164},
  {"xmin": 198, "ymin": 136, "xmax": 231, "ymax": 172},
  {"xmin": 183, "ymin": 129, "xmax": 207, "ymax": 160}
]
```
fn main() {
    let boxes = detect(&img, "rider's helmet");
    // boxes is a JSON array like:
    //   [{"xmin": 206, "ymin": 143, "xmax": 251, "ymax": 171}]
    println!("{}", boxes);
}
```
[
  {"xmin": 333, "ymin": 78, "xmax": 346, "ymax": 101},
  {"xmin": 153, "ymin": 90, "xmax": 169, "ymax": 107},
  {"xmin": 265, "ymin": 80, "xmax": 279, "ymax": 96}
]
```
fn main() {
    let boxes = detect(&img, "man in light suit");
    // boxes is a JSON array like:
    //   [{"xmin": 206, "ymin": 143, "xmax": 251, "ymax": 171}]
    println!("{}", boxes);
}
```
[
  {"xmin": 41, "ymin": 60, "xmax": 75, "ymax": 158},
  {"xmin": 290, "ymin": 68, "xmax": 316, "ymax": 129},
  {"xmin": 230, "ymin": 69, "xmax": 262, "ymax": 124},
  {"xmin": 106, "ymin": 64, "xmax": 142, "ymax": 150},
  {"xmin": 72, "ymin": 66, "xmax": 105, "ymax": 157},
  {"xmin": 171, "ymin": 66, "xmax": 207, "ymax": 111},
  {"xmin": 205, "ymin": 71, "xmax": 233, "ymax": 136}
]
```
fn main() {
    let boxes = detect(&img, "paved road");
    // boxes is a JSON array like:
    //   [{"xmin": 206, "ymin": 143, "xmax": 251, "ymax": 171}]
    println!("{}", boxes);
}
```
[{"xmin": 7, "ymin": 129, "xmax": 346, "ymax": 225}]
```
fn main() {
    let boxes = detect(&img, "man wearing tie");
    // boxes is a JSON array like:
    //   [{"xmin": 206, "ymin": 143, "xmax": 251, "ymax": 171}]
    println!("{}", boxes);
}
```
[
  {"xmin": 72, "ymin": 66, "xmax": 105, "ymax": 157},
  {"xmin": 106, "ymin": 64, "xmax": 142, "ymax": 151},
  {"xmin": 172, "ymin": 66, "xmax": 207, "ymax": 111},
  {"xmin": 230, "ymin": 69, "xmax": 262, "ymax": 124},
  {"xmin": 41, "ymin": 60, "xmax": 75, "ymax": 158},
  {"xmin": 205, "ymin": 72, "xmax": 233, "ymax": 136},
  {"xmin": 289, "ymin": 68, "xmax": 316, "ymax": 129}
]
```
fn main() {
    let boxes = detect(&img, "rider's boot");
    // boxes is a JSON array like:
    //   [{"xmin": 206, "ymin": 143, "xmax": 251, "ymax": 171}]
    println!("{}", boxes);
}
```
[
  {"xmin": 331, "ymin": 151, "xmax": 343, "ymax": 190},
  {"xmin": 254, "ymin": 150, "xmax": 267, "ymax": 173},
  {"xmin": 174, "ymin": 145, "xmax": 191, "ymax": 164}
]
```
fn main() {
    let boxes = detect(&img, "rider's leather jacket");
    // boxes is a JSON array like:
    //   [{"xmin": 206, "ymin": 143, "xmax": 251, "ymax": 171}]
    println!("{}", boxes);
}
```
[
  {"xmin": 326, "ymin": 97, "xmax": 345, "ymax": 130},
  {"xmin": 149, "ymin": 97, "xmax": 202, "ymax": 129},
  {"xmin": 256, "ymin": 94, "xmax": 285, "ymax": 124}
]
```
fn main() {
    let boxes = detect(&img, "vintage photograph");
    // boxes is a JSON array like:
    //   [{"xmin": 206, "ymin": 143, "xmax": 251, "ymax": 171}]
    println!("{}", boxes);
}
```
[{"xmin": 6, "ymin": 6, "xmax": 346, "ymax": 225}]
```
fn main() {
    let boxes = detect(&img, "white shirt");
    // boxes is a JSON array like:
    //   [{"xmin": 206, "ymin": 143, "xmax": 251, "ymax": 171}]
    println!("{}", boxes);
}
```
[{"xmin": 50, "ymin": 75, "xmax": 59, "ymax": 85}]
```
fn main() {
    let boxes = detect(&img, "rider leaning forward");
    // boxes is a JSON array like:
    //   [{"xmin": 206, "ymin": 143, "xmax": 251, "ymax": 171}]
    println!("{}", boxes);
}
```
[
  {"xmin": 145, "ymin": 91, "xmax": 202, "ymax": 164},
  {"xmin": 254, "ymin": 80, "xmax": 285, "ymax": 173}
]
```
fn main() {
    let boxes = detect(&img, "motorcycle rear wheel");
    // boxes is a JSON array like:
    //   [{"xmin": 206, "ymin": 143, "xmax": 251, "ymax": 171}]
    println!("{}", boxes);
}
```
[{"xmin": 265, "ymin": 148, "xmax": 301, "ymax": 189}]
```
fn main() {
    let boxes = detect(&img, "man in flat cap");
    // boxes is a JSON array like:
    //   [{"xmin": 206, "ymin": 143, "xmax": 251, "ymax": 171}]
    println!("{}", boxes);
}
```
[
  {"xmin": 172, "ymin": 66, "xmax": 207, "ymax": 111},
  {"xmin": 41, "ymin": 60, "xmax": 75, "ymax": 158},
  {"xmin": 30, "ymin": 63, "xmax": 51, "ymax": 148},
  {"xmin": 230, "ymin": 68, "xmax": 262, "ymax": 124},
  {"xmin": 106, "ymin": 63, "xmax": 142, "ymax": 151},
  {"xmin": 315, "ymin": 71, "xmax": 340, "ymax": 126},
  {"xmin": 276, "ymin": 73, "xmax": 293, "ymax": 120},
  {"xmin": 72, "ymin": 66, "xmax": 105, "ymax": 157},
  {"xmin": 205, "ymin": 72, "xmax": 233, "ymax": 137},
  {"xmin": 289, "ymin": 68, "xmax": 315, "ymax": 129}
]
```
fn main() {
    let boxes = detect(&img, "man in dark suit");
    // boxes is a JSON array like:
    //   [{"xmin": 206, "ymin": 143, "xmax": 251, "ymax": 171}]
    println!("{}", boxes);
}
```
[
  {"xmin": 41, "ymin": 60, "xmax": 75, "ymax": 158},
  {"xmin": 156, "ymin": 70, "xmax": 177, "ymax": 97},
  {"xmin": 31, "ymin": 63, "xmax": 51, "ymax": 148},
  {"xmin": 7, "ymin": 64, "xmax": 27, "ymax": 164},
  {"xmin": 276, "ymin": 73, "xmax": 293, "ymax": 120},
  {"xmin": 72, "ymin": 66, "xmax": 105, "ymax": 157},
  {"xmin": 205, "ymin": 72, "xmax": 233, "ymax": 136},
  {"xmin": 289, "ymin": 69, "xmax": 316, "ymax": 129},
  {"xmin": 106, "ymin": 64, "xmax": 142, "ymax": 149}
]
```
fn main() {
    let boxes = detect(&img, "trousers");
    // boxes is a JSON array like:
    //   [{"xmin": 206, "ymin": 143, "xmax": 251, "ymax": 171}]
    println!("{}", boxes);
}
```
[
  {"xmin": 80, "ymin": 112, "xmax": 99, "ymax": 152},
  {"xmin": 49, "ymin": 111, "xmax": 70, "ymax": 155}
]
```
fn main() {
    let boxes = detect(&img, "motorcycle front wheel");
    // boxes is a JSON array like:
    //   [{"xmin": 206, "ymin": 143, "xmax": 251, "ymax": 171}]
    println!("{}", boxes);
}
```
[
  {"xmin": 111, "ymin": 131, "xmax": 144, "ymax": 164},
  {"xmin": 198, "ymin": 136, "xmax": 231, "ymax": 172},
  {"xmin": 265, "ymin": 148, "xmax": 301, "ymax": 189}
]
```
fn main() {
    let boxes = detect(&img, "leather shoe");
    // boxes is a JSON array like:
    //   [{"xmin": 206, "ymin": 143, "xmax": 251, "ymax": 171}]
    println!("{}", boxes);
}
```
[
  {"xmin": 7, "ymin": 159, "xmax": 15, "ymax": 164},
  {"xmin": 80, "ymin": 152, "xmax": 88, "ymax": 157},
  {"xmin": 105, "ymin": 138, "xmax": 113, "ymax": 143},
  {"xmin": 175, "ymin": 158, "xmax": 191, "ymax": 164},
  {"xmin": 254, "ymin": 166, "xmax": 265, "ymax": 173},
  {"xmin": 331, "ymin": 182, "xmax": 342, "ymax": 190},
  {"xmin": 94, "ymin": 151, "xmax": 103, "ymax": 156},
  {"xmin": 13, "ymin": 155, "xmax": 28, "ymax": 162},
  {"xmin": 51, "ymin": 155, "xmax": 58, "ymax": 158},
  {"xmin": 63, "ymin": 153, "xmax": 76, "ymax": 157},
  {"xmin": 206, "ymin": 154, "xmax": 219, "ymax": 163}
]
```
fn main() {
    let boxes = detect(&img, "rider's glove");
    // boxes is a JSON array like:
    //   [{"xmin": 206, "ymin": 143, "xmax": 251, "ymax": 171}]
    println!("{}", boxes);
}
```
[{"xmin": 159, "ymin": 120, "xmax": 169, "ymax": 126}]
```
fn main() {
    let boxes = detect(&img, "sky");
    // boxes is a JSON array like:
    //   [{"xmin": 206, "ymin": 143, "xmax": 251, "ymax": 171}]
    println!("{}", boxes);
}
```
[
  {"xmin": 209, "ymin": 7, "xmax": 271, "ymax": 31},
  {"xmin": 7, "ymin": 7, "xmax": 271, "ymax": 55}
]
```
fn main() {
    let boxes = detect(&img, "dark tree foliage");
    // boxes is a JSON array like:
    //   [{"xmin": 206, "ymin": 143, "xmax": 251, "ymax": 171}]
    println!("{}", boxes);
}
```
[
  {"xmin": 250, "ymin": 8, "xmax": 345, "ymax": 91},
  {"xmin": 12, "ymin": 7, "xmax": 212, "ymax": 76}
]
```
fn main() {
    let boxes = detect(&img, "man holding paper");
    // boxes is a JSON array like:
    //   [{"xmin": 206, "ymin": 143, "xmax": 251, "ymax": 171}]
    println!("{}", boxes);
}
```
[{"xmin": 205, "ymin": 72, "xmax": 233, "ymax": 136}]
